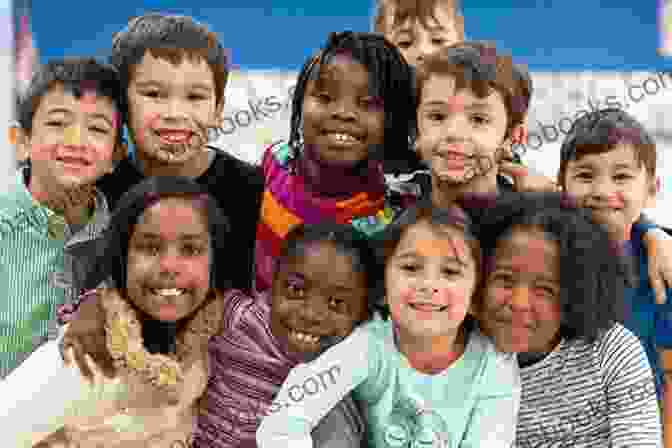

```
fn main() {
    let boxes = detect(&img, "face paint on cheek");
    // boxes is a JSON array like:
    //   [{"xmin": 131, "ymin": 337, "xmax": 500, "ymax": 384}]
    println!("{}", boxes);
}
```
[{"xmin": 63, "ymin": 124, "xmax": 83, "ymax": 146}]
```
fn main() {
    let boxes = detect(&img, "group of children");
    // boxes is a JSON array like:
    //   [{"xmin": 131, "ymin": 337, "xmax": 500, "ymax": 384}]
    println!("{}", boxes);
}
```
[{"xmin": 2, "ymin": 0, "xmax": 672, "ymax": 447}]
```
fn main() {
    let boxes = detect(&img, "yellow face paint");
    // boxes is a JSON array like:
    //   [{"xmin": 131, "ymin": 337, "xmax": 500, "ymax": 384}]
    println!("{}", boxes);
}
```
[{"xmin": 63, "ymin": 124, "xmax": 82, "ymax": 146}]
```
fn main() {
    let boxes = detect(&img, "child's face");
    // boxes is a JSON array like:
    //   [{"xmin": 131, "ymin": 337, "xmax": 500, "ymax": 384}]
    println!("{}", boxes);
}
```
[
  {"xmin": 563, "ymin": 144, "xmax": 656, "ymax": 240},
  {"xmin": 417, "ymin": 73, "xmax": 509, "ymax": 185},
  {"xmin": 301, "ymin": 54, "xmax": 385, "ymax": 166},
  {"xmin": 382, "ymin": 2, "xmax": 464, "ymax": 67},
  {"xmin": 385, "ymin": 220, "xmax": 478, "ymax": 340},
  {"xmin": 270, "ymin": 241, "xmax": 369, "ymax": 358},
  {"xmin": 126, "ymin": 197, "xmax": 212, "ymax": 322},
  {"xmin": 126, "ymin": 51, "xmax": 222, "ymax": 165},
  {"xmin": 25, "ymin": 83, "xmax": 119, "ymax": 190},
  {"xmin": 480, "ymin": 227, "xmax": 562, "ymax": 354}
]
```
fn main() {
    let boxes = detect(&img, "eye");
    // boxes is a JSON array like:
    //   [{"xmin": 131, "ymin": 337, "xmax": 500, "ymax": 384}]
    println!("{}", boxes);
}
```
[
  {"xmin": 426, "ymin": 112, "xmax": 445, "ymax": 122},
  {"xmin": 442, "ymin": 267, "xmax": 462, "ymax": 277},
  {"xmin": 137, "ymin": 243, "xmax": 161, "ymax": 256},
  {"xmin": 142, "ymin": 90, "xmax": 161, "ymax": 99},
  {"xmin": 89, "ymin": 126, "xmax": 109, "ymax": 134},
  {"xmin": 314, "ymin": 92, "xmax": 331, "ymax": 103},
  {"xmin": 534, "ymin": 285, "xmax": 557, "ymax": 298},
  {"xmin": 431, "ymin": 38, "xmax": 445, "ymax": 46},
  {"xmin": 182, "ymin": 244, "xmax": 205, "ymax": 256},
  {"xmin": 470, "ymin": 114, "xmax": 490, "ymax": 126},
  {"xmin": 491, "ymin": 271, "xmax": 514, "ymax": 285},
  {"xmin": 575, "ymin": 172, "xmax": 593, "ymax": 181},
  {"xmin": 396, "ymin": 40, "xmax": 412, "ymax": 49},
  {"xmin": 188, "ymin": 93, "xmax": 208, "ymax": 101},
  {"xmin": 614, "ymin": 173, "xmax": 634, "ymax": 181},
  {"xmin": 328, "ymin": 296, "xmax": 345, "ymax": 308},
  {"xmin": 400, "ymin": 263, "xmax": 420, "ymax": 273},
  {"xmin": 45, "ymin": 120, "xmax": 65, "ymax": 127}
]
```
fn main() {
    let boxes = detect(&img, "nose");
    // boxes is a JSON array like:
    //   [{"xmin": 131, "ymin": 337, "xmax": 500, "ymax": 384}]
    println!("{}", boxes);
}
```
[
  {"xmin": 63, "ymin": 124, "xmax": 86, "ymax": 148},
  {"xmin": 158, "ymin": 248, "xmax": 183, "ymax": 276},
  {"xmin": 297, "ymin": 296, "xmax": 329, "ymax": 325},
  {"xmin": 164, "ymin": 97, "xmax": 190, "ymax": 122},
  {"xmin": 330, "ymin": 97, "xmax": 357, "ymax": 121},
  {"xmin": 509, "ymin": 286, "xmax": 532, "ymax": 311}
]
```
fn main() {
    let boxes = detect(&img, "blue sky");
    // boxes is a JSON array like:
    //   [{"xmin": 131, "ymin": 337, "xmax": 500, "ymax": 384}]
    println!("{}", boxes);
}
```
[{"xmin": 31, "ymin": 1, "xmax": 672, "ymax": 71}]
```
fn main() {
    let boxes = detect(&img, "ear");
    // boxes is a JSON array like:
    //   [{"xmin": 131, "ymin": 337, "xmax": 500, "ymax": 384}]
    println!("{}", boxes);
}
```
[
  {"xmin": 11, "ymin": 127, "xmax": 30, "ymax": 162},
  {"xmin": 645, "ymin": 176, "xmax": 660, "ymax": 209},
  {"xmin": 214, "ymin": 99, "xmax": 225, "ymax": 121},
  {"xmin": 456, "ymin": 14, "xmax": 466, "ymax": 41}
]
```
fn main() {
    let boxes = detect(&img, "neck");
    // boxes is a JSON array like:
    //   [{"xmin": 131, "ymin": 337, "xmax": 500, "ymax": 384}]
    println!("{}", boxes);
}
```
[
  {"xmin": 430, "ymin": 172, "xmax": 499, "ymax": 208},
  {"xmin": 135, "ymin": 147, "xmax": 213, "ymax": 179},
  {"xmin": 296, "ymin": 144, "xmax": 385, "ymax": 198},
  {"xmin": 396, "ymin": 324, "xmax": 466, "ymax": 375}
]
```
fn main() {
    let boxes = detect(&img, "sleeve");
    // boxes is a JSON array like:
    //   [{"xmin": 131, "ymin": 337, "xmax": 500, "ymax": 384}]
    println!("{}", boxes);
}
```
[
  {"xmin": 256, "ymin": 325, "xmax": 377, "ymax": 448},
  {"xmin": 654, "ymin": 290, "xmax": 672, "ymax": 349},
  {"xmin": 601, "ymin": 325, "xmax": 663, "ymax": 447},
  {"xmin": 633, "ymin": 214, "xmax": 659, "ymax": 235},
  {"xmin": 0, "ymin": 327, "xmax": 92, "ymax": 447},
  {"xmin": 460, "ymin": 344, "xmax": 521, "ymax": 448}
]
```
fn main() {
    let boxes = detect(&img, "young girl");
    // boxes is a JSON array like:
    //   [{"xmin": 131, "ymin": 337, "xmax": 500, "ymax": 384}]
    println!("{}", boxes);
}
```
[
  {"xmin": 257, "ymin": 201, "xmax": 520, "ymax": 448},
  {"xmin": 193, "ymin": 222, "xmax": 382, "ymax": 448},
  {"xmin": 254, "ymin": 30, "xmax": 418, "ymax": 293},
  {"xmin": 475, "ymin": 192, "xmax": 662, "ymax": 446},
  {"xmin": 0, "ymin": 176, "xmax": 230, "ymax": 447}
]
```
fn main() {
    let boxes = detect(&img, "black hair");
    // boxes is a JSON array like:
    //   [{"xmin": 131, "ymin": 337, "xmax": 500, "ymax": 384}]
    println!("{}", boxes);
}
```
[
  {"xmin": 477, "ymin": 192, "xmax": 630, "ymax": 344},
  {"xmin": 110, "ymin": 13, "xmax": 229, "ymax": 124},
  {"xmin": 84, "ymin": 176, "xmax": 230, "ymax": 294},
  {"xmin": 275, "ymin": 222, "xmax": 385, "ymax": 318},
  {"xmin": 288, "ymin": 31, "xmax": 420, "ymax": 175},
  {"xmin": 558, "ymin": 107, "xmax": 656, "ymax": 184},
  {"xmin": 17, "ymin": 57, "xmax": 124, "ymax": 146}
]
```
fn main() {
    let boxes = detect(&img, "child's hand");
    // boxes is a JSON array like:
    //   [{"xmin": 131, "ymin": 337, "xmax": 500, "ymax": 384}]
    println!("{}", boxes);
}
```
[
  {"xmin": 498, "ymin": 160, "xmax": 559, "ymax": 193},
  {"xmin": 643, "ymin": 228, "xmax": 672, "ymax": 304},
  {"xmin": 60, "ymin": 291, "xmax": 116, "ymax": 380}
]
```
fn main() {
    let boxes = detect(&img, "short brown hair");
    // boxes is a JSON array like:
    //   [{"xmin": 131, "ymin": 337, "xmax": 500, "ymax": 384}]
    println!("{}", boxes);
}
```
[
  {"xmin": 415, "ymin": 41, "xmax": 532, "ymax": 138},
  {"xmin": 373, "ymin": 0, "xmax": 462, "ymax": 34},
  {"xmin": 558, "ymin": 108, "xmax": 657, "ymax": 187}
]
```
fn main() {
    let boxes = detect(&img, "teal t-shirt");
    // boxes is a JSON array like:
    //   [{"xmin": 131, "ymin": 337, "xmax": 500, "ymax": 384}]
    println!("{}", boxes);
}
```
[{"xmin": 257, "ymin": 316, "xmax": 521, "ymax": 448}]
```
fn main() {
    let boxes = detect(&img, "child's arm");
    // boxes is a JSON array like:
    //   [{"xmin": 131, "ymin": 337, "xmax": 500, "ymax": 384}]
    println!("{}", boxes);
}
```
[
  {"xmin": 654, "ymin": 292, "xmax": 672, "ymax": 448},
  {"xmin": 642, "ymin": 225, "xmax": 672, "ymax": 305},
  {"xmin": 256, "ymin": 325, "xmax": 375, "ymax": 448},
  {"xmin": 602, "ymin": 325, "xmax": 663, "ymax": 446},
  {"xmin": 460, "ymin": 349, "xmax": 521, "ymax": 447}
]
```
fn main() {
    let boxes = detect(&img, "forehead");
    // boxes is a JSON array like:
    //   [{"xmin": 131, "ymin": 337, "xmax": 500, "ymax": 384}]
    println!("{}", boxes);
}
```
[
  {"xmin": 395, "ymin": 220, "xmax": 472, "ymax": 261},
  {"xmin": 385, "ymin": 0, "xmax": 457, "ymax": 32},
  {"xmin": 35, "ymin": 82, "xmax": 117, "ymax": 117},
  {"xmin": 282, "ymin": 241, "xmax": 363, "ymax": 276},
  {"xmin": 131, "ymin": 51, "xmax": 215, "ymax": 86},
  {"xmin": 309, "ymin": 56, "xmax": 370, "ymax": 86},
  {"xmin": 421, "ymin": 73, "xmax": 507, "ymax": 110},
  {"xmin": 567, "ymin": 143, "xmax": 643, "ymax": 168},
  {"xmin": 494, "ymin": 227, "xmax": 558, "ymax": 270},
  {"xmin": 135, "ymin": 197, "xmax": 209, "ymax": 233}
]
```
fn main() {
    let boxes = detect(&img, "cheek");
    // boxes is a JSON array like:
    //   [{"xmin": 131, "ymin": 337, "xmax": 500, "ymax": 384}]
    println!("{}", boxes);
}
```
[{"xmin": 181, "ymin": 256, "xmax": 210, "ymax": 288}]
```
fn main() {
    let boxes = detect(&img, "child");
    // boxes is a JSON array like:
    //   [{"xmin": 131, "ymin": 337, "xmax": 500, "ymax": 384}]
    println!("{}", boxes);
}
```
[
  {"xmin": 97, "ymin": 13, "xmax": 263, "ymax": 293},
  {"xmin": 0, "ymin": 57, "xmax": 123, "ymax": 378},
  {"xmin": 257, "ymin": 201, "xmax": 520, "ymax": 447},
  {"xmin": 0, "ymin": 176, "xmax": 229, "ymax": 447},
  {"xmin": 412, "ymin": 40, "xmax": 672, "ymax": 308},
  {"xmin": 476, "ymin": 192, "xmax": 662, "ymax": 446},
  {"xmin": 254, "ymin": 31, "xmax": 418, "ymax": 293},
  {"xmin": 558, "ymin": 108, "xmax": 672, "ymax": 442},
  {"xmin": 193, "ymin": 223, "xmax": 381, "ymax": 447}
]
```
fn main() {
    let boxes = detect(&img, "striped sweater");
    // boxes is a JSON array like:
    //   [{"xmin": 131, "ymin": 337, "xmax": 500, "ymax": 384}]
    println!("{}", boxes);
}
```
[
  {"xmin": 0, "ymin": 167, "xmax": 109, "ymax": 378},
  {"xmin": 254, "ymin": 142, "xmax": 418, "ymax": 293},
  {"xmin": 515, "ymin": 323, "xmax": 662, "ymax": 447},
  {"xmin": 193, "ymin": 289, "xmax": 366, "ymax": 448}
]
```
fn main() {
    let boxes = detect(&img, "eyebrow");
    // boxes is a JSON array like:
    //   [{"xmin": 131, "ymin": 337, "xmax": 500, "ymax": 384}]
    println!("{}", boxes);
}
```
[
  {"xmin": 492, "ymin": 262, "xmax": 558, "ymax": 282},
  {"xmin": 133, "ymin": 232, "xmax": 209, "ymax": 241},
  {"xmin": 134, "ymin": 80, "xmax": 213, "ymax": 91},
  {"xmin": 571, "ymin": 161, "xmax": 637, "ymax": 171},
  {"xmin": 421, "ymin": 100, "xmax": 494, "ymax": 111},
  {"xmin": 394, "ymin": 251, "xmax": 464, "ymax": 264},
  {"xmin": 46, "ymin": 107, "xmax": 115, "ymax": 128}
]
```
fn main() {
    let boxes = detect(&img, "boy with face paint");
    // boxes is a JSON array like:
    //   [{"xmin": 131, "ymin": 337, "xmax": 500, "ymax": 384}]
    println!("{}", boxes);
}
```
[{"xmin": 0, "ymin": 58, "xmax": 123, "ymax": 378}]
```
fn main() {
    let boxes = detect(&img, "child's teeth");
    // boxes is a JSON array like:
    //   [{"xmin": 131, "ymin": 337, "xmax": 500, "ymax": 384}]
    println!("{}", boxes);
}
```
[
  {"xmin": 154, "ymin": 288, "xmax": 184, "ymax": 296},
  {"xmin": 292, "ymin": 330, "xmax": 319, "ymax": 344}
]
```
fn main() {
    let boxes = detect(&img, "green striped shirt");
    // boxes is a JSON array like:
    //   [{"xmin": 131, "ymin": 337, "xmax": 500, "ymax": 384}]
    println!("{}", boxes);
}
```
[{"xmin": 0, "ymin": 169, "xmax": 109, "ymax": 378}]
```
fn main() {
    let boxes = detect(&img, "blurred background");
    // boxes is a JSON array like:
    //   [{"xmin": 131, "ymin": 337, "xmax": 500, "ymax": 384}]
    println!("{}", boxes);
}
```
[{"xmin": 9, "ymin": 0, "xmax": 672, "ymax": 225}]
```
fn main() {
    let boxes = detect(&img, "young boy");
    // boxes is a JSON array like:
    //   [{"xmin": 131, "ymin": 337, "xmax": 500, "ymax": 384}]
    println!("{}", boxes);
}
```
[
  {"xmin": 558, "ymin": 108, "xmax": 672, "ymax": 442},
  {"xmin": 95, "ymin": 13, "xmax": 264, "ymax": 293},
  {"xmin": 0, "ymin": 57, "xmax": 123, "ymax": 378}
]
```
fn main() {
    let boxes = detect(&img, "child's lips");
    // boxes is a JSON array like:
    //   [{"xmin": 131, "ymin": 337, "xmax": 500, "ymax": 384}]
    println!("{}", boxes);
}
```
[
  {"xmin": 57, "ymin": 155, "xmax": 91, "ymax": 168},
  {"xmin": 155, "ymin": 129, "xmax": 193, "ymax": 144}
]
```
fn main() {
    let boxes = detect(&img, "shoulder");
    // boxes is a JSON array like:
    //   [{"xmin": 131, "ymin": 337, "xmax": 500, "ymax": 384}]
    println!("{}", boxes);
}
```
[
  {"xmin": 207, "ymin": 148, "xmax": 264, "ymax": 188},
  {"xmin": 471, "ymin": 326, "xmax": 519, "ymax": 376}
]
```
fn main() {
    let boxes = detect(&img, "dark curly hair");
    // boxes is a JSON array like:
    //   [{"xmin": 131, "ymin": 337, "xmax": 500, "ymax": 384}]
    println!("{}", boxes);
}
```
[{"xmin": 476, "ymin": 192, "xmax": 631, "ymax": 344}]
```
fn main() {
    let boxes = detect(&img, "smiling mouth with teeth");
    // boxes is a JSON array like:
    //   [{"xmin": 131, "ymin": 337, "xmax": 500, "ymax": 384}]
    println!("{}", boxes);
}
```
[
  {"xmin": 408, "ymin": 302, "xmax": 448, "ymax": 312},
  {"xmin": 289, "ymin": 329, "xmax": 321, "ymax": 346},
  {"xmin": 156, "ymin": 131, "xmax": 193, "ymax": 144},
  {"xmin": 151, "ymin": 288, "xmax": 186, "ymax": 297},
  {"xmin": 324, "ymin": 132, "xmax": 362, "ymax": 144}
]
